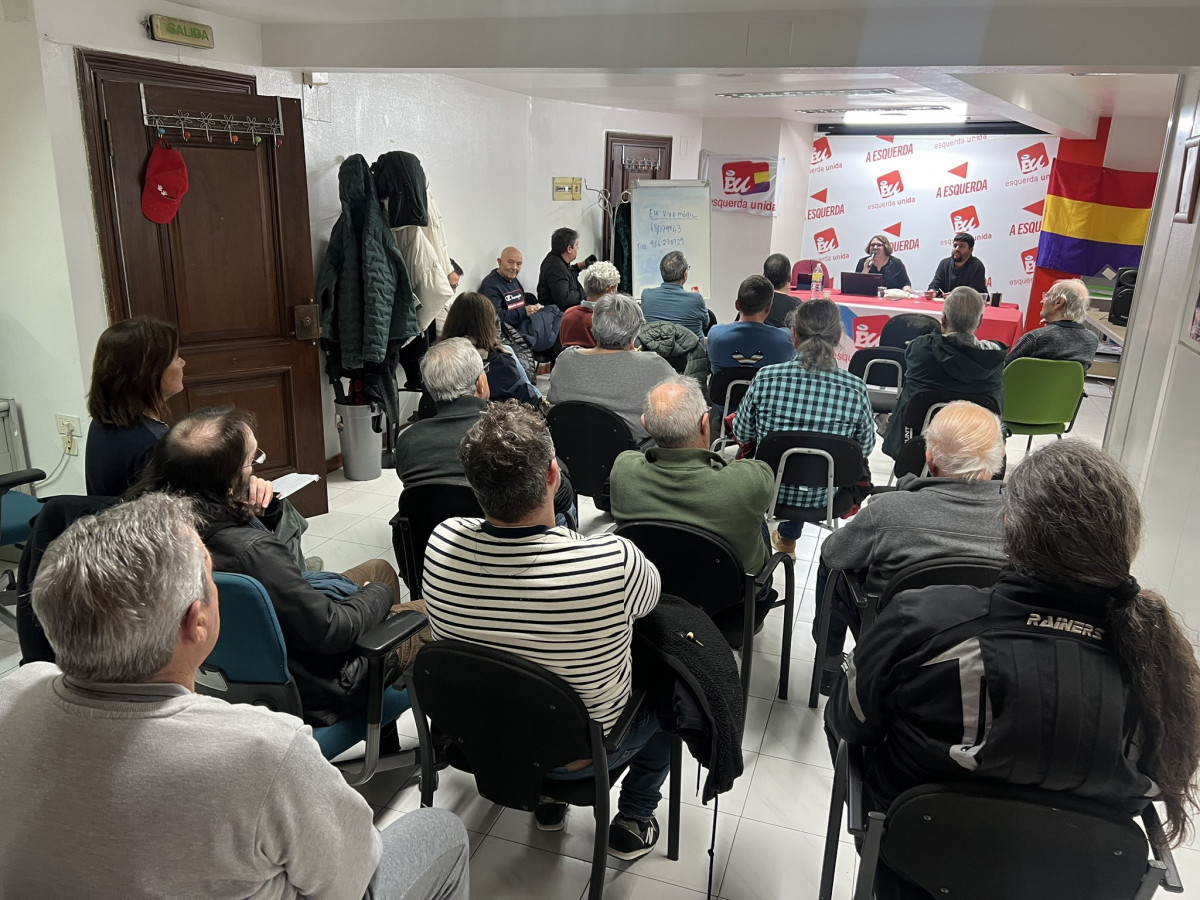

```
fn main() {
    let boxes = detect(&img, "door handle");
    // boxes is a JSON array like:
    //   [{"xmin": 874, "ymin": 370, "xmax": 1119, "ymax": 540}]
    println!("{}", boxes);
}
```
[{"xmin": 292, "ymin": 303, "xmax": 320, "ymax": 340}]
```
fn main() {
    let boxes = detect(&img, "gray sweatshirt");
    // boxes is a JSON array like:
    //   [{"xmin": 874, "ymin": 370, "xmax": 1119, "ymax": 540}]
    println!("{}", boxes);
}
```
[
  {"xmin": 547, "ymin": 347, "xmax": 676, "ymax": 439},
  {"xmin": 0, "ymin": 663, "xmax": 380, "ymax": 899},
  {"xmin": 820, "ymin": 474, "xmax": 1006, "ymax": 595}
]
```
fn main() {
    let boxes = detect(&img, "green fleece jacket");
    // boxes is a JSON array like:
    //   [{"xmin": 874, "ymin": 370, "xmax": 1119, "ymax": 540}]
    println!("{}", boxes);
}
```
[{"xmin": 610, "ymin": 446, "xmax": 775, "ymax": 574}]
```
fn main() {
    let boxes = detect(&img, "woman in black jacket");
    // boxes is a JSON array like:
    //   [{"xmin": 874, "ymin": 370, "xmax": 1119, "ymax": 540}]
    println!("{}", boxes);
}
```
[
  {"xmin": 131, "ymin": 406, "xmax": 430, "ymax": 726},
  {"xmin": 854, "ymin": 234, "xmax": 911, "ymax": 291},
  {"xmin": 441, "ymin": 292, "xmax": 543, "ymax": 409}
]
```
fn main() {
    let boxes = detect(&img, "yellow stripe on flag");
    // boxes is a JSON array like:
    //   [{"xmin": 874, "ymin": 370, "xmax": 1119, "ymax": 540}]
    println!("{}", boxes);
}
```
[{"xmin": 1042, "ymin": 196, "xmax": 1151, "ymax": 247}]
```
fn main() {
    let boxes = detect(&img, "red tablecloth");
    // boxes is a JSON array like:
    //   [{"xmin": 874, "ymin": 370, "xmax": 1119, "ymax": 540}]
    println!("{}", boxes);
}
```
[{"xmin": 788, "ymin": 289, "xmax": 1024, "ymax": 348}]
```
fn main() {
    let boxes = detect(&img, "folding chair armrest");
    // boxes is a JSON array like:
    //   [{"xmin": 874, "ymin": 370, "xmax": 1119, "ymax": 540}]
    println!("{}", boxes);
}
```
[
  {"xmin": 355, "ymin": 609, "xmax": 428, "ymax": 658},
  {"xmin": 1143, "ymin": 804, "xmax": 1184, "ymax": 892},
  {"xmin": 843, "ymin": 742, "xmax": 868, "ymax": 835},
  {"xmin": 604, "ymin": 688, "xmax": 647, "ymax": 753},
  {"xmin": 0, "ymin": 468, "xmax": 45, "ymax": 495},
  {"xmin": 755, "ymin": 550, "xmax": 793, "ymax": 587}
]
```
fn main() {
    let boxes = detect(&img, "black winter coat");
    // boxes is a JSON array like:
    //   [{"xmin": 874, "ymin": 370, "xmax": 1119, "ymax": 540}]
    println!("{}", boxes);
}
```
[
  {"xmin": 536, "ymin": 252, "xmax": 584, "ymax": 310},
  {"xmin": 196, "ymin": 499, "xmax": 395, "ymax": 726}
]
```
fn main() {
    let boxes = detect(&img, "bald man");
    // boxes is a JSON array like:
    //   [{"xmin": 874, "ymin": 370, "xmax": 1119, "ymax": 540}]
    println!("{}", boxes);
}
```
[
  {"xmin": 480, "ymin": 246, "xmax": 542, "ymax": 327},
  {"xmin": 812, "ymin": 401, "xmax": 1008, "ymax": 693}
]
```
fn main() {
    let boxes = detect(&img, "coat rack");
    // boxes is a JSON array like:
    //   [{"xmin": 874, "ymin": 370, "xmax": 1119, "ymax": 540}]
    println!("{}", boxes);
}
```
[
  {"xmin": 584, "ymin": 180, "xmax": 632, "ymax": 263},
  {"xmin": 140, "ymin": 83, "xmax": 285, "ymax": 145}
]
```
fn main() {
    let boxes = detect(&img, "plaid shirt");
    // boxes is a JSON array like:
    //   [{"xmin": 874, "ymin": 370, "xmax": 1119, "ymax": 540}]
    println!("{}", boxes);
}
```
[{"xmin": 733, "ymin": 358, "xmax": 875, "ymax": 509}]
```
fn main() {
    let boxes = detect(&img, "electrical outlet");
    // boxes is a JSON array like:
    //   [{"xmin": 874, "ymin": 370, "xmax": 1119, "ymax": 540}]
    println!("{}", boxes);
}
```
[
  {"xmin": 61, "ymin": 432, "xmax": 79, "ymax": 456},
  {"xmin": 56, "ymin": 414, "xmax": 81, "ymax": 436}
]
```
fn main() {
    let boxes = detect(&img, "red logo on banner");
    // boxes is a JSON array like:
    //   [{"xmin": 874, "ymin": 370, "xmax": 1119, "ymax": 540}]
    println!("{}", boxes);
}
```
[
  {"xmin": 950, "ymin": 205, "xmax": 981, "ymax": 232},
  {"xmin": 883, "ymin": 222, "xmax": 903, "ymax": 237},
  {"xmin": 1023, "ymin": 200, "xmax": 1045, "ymax": 217},
  {"xmin": 877, "ymin": 170, "xmax": 905, "ymax": 199},
  {"xmin": 852, "ymin": 315, "xmax": 891, "ymax": 349},
  {"xmin": 883, "ymin": 222, "xmax": 920, "ymax": 251},
  {"xmin": 810, "ymin": 188, "xmax": 828, "ymax": 203},
  {"xmin": 721, "ymin": 160, "xmax": 771, "ymax": 195},
  {"xmin": 814, "ymin": 228, "xmax": 840, "ymax": 254},
  {"xmin": 1017, "ymin": 143, "xmax": 1050, "ymax": 174},
  {"xmin": 812, "ymin": 137, "xmax": 832, "ymax": 165},
  {"xmin": 1021, "ymin": 248, "xmax": 1038, "ymax": 275},
  {"xmin": 877, "ymin": 136, "xmax": 894, "ymax": 143},
  {"xmin": 948, "ymin": 162, "xmax": 969, "ymax": 179}
]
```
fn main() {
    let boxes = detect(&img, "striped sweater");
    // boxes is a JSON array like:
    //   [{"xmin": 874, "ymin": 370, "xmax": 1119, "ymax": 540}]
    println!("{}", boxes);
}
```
[{"xmin": 422, "ymin": 518, "xmax": 661, "ymax": 734}]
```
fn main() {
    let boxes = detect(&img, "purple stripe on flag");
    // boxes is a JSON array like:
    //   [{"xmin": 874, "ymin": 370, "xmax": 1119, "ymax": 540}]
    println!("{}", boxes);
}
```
[{"xmin": 1036, "ymin": 231, "xmax": 1144, "ymax": 276}]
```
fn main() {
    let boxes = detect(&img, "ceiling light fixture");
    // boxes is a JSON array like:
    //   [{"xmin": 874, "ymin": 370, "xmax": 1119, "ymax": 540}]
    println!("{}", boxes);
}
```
[
  {"xmin": 797, "ymin": 105, "xmax": 950, "ymax": 115},
  {"xmin": 844, "ymin": 107, "xmax": 965, "ymax": 125},
  {"xmin": 717, "ymin": 88, "xmax": 897, "ymax": 99}
]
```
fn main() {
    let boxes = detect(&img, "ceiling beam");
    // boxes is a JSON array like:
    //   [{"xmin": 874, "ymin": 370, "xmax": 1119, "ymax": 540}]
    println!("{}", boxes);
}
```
[{"xmin": 903, "ymin": 71, "xmax": 1100, "ymax": 138}]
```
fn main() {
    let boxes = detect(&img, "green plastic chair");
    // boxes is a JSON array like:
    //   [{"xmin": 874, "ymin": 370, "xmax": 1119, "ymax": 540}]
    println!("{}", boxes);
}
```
[{"xmin": 1002, "ymin": 358, "xmax": 1086, "ymax": 451}]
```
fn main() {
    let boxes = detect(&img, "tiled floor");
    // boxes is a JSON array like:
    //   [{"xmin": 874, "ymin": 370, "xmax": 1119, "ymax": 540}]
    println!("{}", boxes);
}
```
[{"xmin": 9, "ymin": 379, "xmax": 1188, "ymax": 898}]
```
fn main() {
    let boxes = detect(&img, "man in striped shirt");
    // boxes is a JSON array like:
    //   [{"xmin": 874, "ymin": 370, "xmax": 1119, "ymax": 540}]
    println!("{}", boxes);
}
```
[{"xmin": 422, "ymin": 401, "xmax": 670, "ymax": 860}]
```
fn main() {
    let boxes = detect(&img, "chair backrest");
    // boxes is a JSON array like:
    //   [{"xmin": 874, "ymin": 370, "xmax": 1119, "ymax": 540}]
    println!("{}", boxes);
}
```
[
  {"xmin": 546, "ymin": 401, "xmax": 638, "ymax": 498},
  {"xmin": 881, "ymin": 781, "xmax": 1155, "ymax": 900},
  {"xmin": 903, "ymin": 389, "xmax": 1000, "ymax": 442},
  {"xmin": 390, "ymin": 479, "xmax": 483, "ymax": 593},
  {"xmin": 891, "ymin": 436, "xmax": 929, "ymax": 480},
  {"xmin": 880, "ymin": 313, "xmax": 940, "ymax": 349},
  {"xmin": 791, "ymin": 259, "xmax": 830, "ymax": 288},
  {"xmin": 878, "ymin": 556, "xmax": 1005, "ymax": 611},
  {"xmin": 848, "ymin": 347, "xmax": 906, "ymax": 389},
  {"xmin": 708, "ymin": 366, "xmax": 757, "ymax": 411},
  {"xmin": 614, "ymin": 521, "xmax": 747, "ymax": 618},
  {"xmin": 409, "ymin": 639, "xmax": 596, "ymax": 810},
  {"xmin": 1002, "ymin": 358, "xmax": 1085, "ymax": 426},
  {"xmin": 199, "ymin": 572, "xmax": 303, "ymax": 715},
  {"xmin": 756, "ymin": 431, "xmax": 864, "ymax": 490}
]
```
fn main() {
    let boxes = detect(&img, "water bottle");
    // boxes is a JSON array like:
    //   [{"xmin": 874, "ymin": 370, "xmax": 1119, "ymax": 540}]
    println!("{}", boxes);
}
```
[{"xmin": 810, "ymin": 266, "xmax": 824, "ymax": 300}]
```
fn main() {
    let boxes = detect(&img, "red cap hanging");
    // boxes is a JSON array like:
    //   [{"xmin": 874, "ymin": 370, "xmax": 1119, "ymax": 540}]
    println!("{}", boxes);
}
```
[{"xmin": 142, "ymin": 139, "xmax": 189, "ymax": 224}]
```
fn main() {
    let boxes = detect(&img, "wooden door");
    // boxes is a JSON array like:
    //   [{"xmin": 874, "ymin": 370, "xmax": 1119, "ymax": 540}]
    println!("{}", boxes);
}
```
[
  {"xmin": 79, "ymin": 52, "xmax": 327, "ymax": 516},
  {"xmin": 603, "ymin": 133, "xmax": 674, "ymax": 260}
]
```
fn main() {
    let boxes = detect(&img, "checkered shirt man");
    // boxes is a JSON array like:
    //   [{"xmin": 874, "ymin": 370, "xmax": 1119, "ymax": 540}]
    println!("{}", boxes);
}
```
[{"xmin": 732, "ymin": 358, "xmax": 875, "ymax": 509}]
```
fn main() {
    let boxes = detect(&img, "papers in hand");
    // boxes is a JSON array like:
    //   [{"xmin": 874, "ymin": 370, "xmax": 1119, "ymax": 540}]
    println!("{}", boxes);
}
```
[{"xmin": 272, "ymin": 472, "xmax": 321, "ymax": 499}]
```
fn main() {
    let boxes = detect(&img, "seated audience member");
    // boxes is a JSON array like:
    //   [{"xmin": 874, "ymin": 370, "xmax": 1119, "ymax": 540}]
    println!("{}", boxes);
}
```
[
  {"xmin": 708, "ymin": 275, "xmax": 796, "ymax": 372},
  {"xmin": 131, "ymin": 407, "xmax": 428, "ymax": 727},
  {"xmin": 812, "ymin": 401, "xmax": 1006, "ymax": 692},
  {"xmin": 548, "ymin": 294, "xmax": 675, "ymax": 441},
  {"xmin": 422, "ymin": 402, "xmax": 670, "ymax": 860},
  {"xmin": 536, "ymin": 227, "xmax": 585, "ymax": 310},
  {"xmin": 640, "ymin": 251, "xmax": 709, "ymax": 340},
  {"xmin": 1005, "ymin": 278, "xmax": 1100, "ymax": 368},
  {"xmin": 561, "ymin": 260, "xmax": 620, "ymax": 348},
  {"xmin": 0, "ymin": 493, "xmax": 469, "ymax": 899},
  {"xmin": 882, "ymin": 286, "xmax": 1006, "ymax": 459},
  {"xmin": 855, "ymin": 234, "xmax": 911, "ymax": 291},
  {"xmin": 441, "ymin": 291, "xmax": 542, "ymax": 408},
  {"xmin": 85, "ymin": 316, "xmax": 185, "ymax": 497},
  {"xmin": 611, "ymin": 375, "xmax": 776, "ymax": 616},
  {"xmin": 733, "ymin": 298, "xmax": 874, "ymax": 556},
  {"xmin": 762, "ymin": 253, "xmax": 800, "ymax": 328},
  {"xmin": 480, "ymin": 246, "xmax": 538, "ymax": 327},
  {"xmin": 397, "ymin": 339, "xmax": 577, "ymax": 524},
  {"xmin": 827, "ymin": 440, "xmax": 1200, "ymax": 899}
]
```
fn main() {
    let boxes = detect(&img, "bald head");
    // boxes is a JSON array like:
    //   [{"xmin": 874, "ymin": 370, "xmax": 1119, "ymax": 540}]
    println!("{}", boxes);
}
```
[
  {"xmin": 642, "ymin": 375, "xmax": 709, "ymax": 449},
  {"xmin": 924, "ymin": 401, "xmax": 1005, "ymax": 481},
  {"xmin": 497, "ymin": 247, "xmax": 523, "ymax": 281}
]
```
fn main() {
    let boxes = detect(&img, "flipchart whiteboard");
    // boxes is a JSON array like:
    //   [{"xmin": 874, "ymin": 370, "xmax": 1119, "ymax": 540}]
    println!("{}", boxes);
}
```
[{"xmin": 631, "ymin": 180, "xmax": 711, "ymax": 302}]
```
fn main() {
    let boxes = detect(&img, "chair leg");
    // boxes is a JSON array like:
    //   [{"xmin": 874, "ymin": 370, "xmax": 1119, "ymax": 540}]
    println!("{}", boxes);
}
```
[
  {"xmin": 740, "ymin": 580, "xmax": 755, "ymax": 710},
  {"xmin": 853, "ymin": 813, "xmax": 887, "ymax": 900},
  {"xmin": 668, "ymin": 736, "xmax": 682, "ymax": 861},
  {"xmin": 778, "ymin": 559, "xmax": 796, "ymax": 701},
  {"xmin": 590, "ymin": 759, "xmax": 612, "ymax": 900},
  {"xmin": 1025, "ymin": 434, "xmax": 1033, "ymax": 453},
  {"xmin": 818, "ymin": 747, "xmax": 848, "ymax": 900},
  {"xmin": 810, "ymin": 573, "xmax": 838, "ymax": 708}
]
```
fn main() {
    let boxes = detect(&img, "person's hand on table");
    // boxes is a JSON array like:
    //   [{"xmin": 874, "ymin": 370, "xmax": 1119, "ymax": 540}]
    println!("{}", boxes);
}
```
[{"xmin": 247, "ymin": 475, "xmax": 275, "ymax": 516}]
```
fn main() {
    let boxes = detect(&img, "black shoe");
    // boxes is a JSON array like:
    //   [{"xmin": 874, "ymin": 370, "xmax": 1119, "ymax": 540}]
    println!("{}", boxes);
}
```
[
  {"xmin": 608, "ymin": 814, "xmax": 660, "ymax": 860},
  {"xmin": 535, "ymin": 800, "xmax": 568, "ymax": 832}
]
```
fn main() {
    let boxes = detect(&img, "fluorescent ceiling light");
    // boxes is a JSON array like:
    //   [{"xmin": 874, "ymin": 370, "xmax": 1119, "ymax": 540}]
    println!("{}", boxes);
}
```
[
  {"xmin": 844, "ymin": 107, "xmax": 966, "ymax": 125},
  {"xmin": 798, "ymin": 105, "xmax": 950, "ymax": 115},
  {"xmin": 717, "ymin": 88, "xmax": 896, "ymax": 99}
]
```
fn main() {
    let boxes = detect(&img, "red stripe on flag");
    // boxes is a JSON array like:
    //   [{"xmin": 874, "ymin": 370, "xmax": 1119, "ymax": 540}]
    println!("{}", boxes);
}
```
[{"xmin": 1047, "ymin": 160, "xmax": 1157, "ymax": 209}]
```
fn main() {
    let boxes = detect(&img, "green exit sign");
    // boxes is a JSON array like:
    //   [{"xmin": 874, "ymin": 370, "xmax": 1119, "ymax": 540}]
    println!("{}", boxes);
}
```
[{"xmin": 147, "ymin": 15, "xmax": 215, "ymax": 50}]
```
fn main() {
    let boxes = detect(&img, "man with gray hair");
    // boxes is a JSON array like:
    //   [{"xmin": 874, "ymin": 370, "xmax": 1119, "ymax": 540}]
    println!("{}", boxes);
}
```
[
  {"xmin": 882, "ymin": 286, "xmax": 1006, "ymax": 459},
  {"xmin": 1005, "ymin": 278, "xmax": 1099, "ymax": 368},
  {"xmin": 640, "ymin": 250, "xmax": 709, "ymax": 339},
  {"xmin": 0, "ymin": 493, "xmax": 470, "ymax": 899},
  {"xmin": 813, "ymin": 401, "xmax": 1007, "ymax": 692},
  {"xmin": 610, "ymin": 375, "xmax": 776, "ymax": 577}
]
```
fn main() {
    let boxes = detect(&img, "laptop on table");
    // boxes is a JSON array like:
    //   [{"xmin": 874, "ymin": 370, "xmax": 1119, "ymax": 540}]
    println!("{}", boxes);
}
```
[{"xmin": 840, "ymin": 272, "xmax": 884, "ymax": 297}]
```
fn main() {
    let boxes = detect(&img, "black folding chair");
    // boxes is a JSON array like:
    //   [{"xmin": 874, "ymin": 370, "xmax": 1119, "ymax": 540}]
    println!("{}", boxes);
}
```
[
  {"xmin": 820, "ymin": 740, "xmax": 1183, "ymax": 900},
  {"xmin": 546, "ymin": 401, "xmax": 642, "ymax": 506},
  {"xmin": 408, "ymin": 640, "xmax": 682, "ymax": 900},
  {"xmin": 615, "ymin": 521, "xmax": 795, "ymax": 703},
  {"xmin": 755, "ymin": 431, "xmax": 865, "ymax": 531},
  {"xmin": 848, "ymin": 347, "xmax": 906, "ymax": 415},
  {"xmin": 879, "ymin": 313, "xmax": 940, "ymax": 349},
  {"xmin": 389, "ymin": 479, "xmax": 483, "ymax": 596},
  {"xmin": 707, "ymin": 367, "xmax": 756, "ymax": 452}
]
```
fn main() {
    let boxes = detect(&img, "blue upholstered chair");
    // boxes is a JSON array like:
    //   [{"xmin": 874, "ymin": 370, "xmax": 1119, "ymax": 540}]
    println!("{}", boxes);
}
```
[
  {"xmin": 198, "ymin": 572, "xmax": 424, "ymax": 785},
  {"xmin": 0, "ymin": 468, "xmax": 45, "ymax": 633}
]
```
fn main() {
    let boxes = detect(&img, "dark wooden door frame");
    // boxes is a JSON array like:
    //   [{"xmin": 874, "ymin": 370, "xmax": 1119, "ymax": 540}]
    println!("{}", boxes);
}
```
[
  {"xmin": 77, "ymin": 49, "xmax": 258, "ymax": 324},
  {"xmin": 602, "ymin": 132, "xmax": 673, "ymax": 260}
]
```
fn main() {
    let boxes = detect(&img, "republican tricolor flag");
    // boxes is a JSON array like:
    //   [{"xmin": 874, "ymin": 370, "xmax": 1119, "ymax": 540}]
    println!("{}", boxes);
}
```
[{"xmin": 1036, "ymin": 160, "xmax": 1157, "ymax": 274}]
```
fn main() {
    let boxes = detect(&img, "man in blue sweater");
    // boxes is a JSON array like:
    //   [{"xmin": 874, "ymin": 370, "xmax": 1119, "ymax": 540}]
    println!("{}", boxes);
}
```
[{"xmin": 640, "ymin": 251, "xmax": 709, "ymax": 339}]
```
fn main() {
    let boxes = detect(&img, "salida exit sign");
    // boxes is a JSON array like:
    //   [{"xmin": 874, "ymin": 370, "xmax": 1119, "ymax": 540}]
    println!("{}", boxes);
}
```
[{"xmin": 146, "ymin": 15, "xmax": 214, "ymax": 50}]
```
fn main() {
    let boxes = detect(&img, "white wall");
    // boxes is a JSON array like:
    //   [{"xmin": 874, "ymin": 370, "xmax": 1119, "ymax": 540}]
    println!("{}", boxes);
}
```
[
  {"xmin": 1104, "ymin": 116, "xmax": 1172, "ymax": 173},
  {"xmin": 0, "ymin": 15, "xmax": 87, "ymax": 493},
  {"xmin": 772, "ymin": 120, "xmax": 815, "ymax": 267}
]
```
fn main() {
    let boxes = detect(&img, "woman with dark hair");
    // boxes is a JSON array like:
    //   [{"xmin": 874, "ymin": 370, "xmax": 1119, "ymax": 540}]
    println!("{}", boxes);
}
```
[
  {"xmin": 855, "ymin": 233, "xmax": 911, "ymax": 291},
  {"xmin": 85, "ymin": 316, "xmax": 185, "ymax": 496},
  {"xmin": 827, "ymin": 439, "xmax": 1200, "ymax": 899},
  {"xmin": 440, "ymin": 291, "xmax": 542, "ymax": 408}
]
